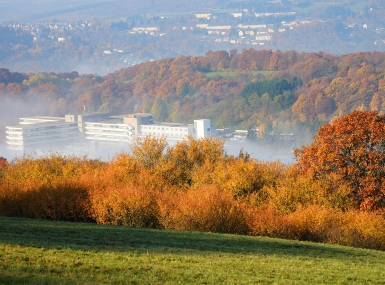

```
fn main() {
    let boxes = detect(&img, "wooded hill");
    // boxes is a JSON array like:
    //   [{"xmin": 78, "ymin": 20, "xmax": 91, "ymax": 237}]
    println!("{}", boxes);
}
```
[{"xmin": 1, "ymin": 49, "xmax": 385, "ymax": 145}]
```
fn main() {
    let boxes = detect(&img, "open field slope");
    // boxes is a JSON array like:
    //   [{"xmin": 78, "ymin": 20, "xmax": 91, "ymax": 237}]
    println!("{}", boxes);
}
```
[{"xmin": 1, "ymin": 217, "xmax": 385, "ymax": 284}]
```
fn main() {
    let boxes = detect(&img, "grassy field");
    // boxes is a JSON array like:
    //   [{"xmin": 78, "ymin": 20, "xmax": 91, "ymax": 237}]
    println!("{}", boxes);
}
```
[
  {"xmin": 1, "ymin": 217, "xmax": 385, "ymax": 284},
  {"xmin": 205, "ymin": 71, "xmax": 276, "ymax": 79}
]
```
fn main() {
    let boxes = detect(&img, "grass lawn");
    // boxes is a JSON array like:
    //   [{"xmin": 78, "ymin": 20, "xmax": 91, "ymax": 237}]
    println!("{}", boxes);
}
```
[
  {"xmin": 206, "ymin": 71, "xmax": 276, "ymax": 79},
  {"xmin": 1, "ymin": 216, "xmax": 385, "ymax": 284}
]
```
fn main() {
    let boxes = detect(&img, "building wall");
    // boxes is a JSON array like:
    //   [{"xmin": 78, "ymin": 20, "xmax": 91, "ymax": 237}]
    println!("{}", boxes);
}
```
[
  {"xmin": 123, "ymin": 113, "xmax": 154, "ymax": 136},
  {"xmin": 141, "ymin": 124, "xmax": 194, "ymax": 139},
  {"xmin": 77, "ymin": 113, "xmax": 110, "ymax": 133},
  {"xmin": 85, "ymin": 122, "xmax": 135, "ymax": 143},
  {"xmin": 6, "ymin": 113, "xmax": 213, "ymax": 151},
  {"xmin": 6, "ymin": 122, "xmax": 79, "ymax": 150},
  {"xmin": 194, "ymin": 119, "xmax": 211, "ymax": 139}
]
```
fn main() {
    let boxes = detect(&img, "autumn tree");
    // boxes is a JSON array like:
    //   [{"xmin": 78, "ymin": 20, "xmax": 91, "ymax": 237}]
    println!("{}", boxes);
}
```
[
  {"xmin": 0, "ymin": 157, "xmax": 7, "ymax": 177},
  {"xmin": 131, "ymin": 136, "xmax": 168, "ymax": 170},
  {"xmin": 294, "ymin": 111, "xmax": 385, "ymax": 211}
]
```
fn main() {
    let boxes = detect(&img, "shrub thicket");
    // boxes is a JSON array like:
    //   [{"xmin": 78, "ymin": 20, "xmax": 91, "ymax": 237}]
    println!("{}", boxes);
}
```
[{"xmin": 0, "ymin": 131, "xmax": 384, "ymax": 250}]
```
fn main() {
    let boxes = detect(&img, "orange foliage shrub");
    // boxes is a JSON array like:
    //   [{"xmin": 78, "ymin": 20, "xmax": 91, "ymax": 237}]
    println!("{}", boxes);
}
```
[
  {"xmin": 0, "ymin": 156, "xmax": 7, "ymax": 173},
  {"xmin": 163, "ymin": 136, "xmax": 227, "ymax": 188},
  {"xmin": 159, "ymin": 185, "xmax": 251, "ymax": 234},
  {"xmin": 102, "ymin": 152, "xmax": 138, "ymax": 186},
  {"xmin": 102, "ymin": 152, "xmax": 172, "ymax": 192},
  {"xmin": 250, "ymin": 205, "xmax": 385, "ymax": 250},
  {"xmin": 195, "ymin": 158, "xmax": 280, "ymax": 197},
  {"xmin": 255, "ymin": 166, "xmax": 355, "ymax": 213},
  {"xmin": 0, "ymin": 153, "xmax": 101, "ymax": 221},
  {"xmin": 0, "ymin": 178, "xmax": 92, "ymax": 221},
  {"xmin": 90, "ymin": 186, "xmax": 162, "ymax": 228}
]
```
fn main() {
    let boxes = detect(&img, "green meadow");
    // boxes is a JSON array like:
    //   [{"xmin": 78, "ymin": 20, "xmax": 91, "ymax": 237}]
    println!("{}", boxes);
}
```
[{"xmin": 1, "ymin": 217, "xmax": 384, "ymax": 284}]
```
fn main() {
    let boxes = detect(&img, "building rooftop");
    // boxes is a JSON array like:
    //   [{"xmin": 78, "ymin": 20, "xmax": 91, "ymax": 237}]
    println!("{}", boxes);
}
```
[
  {"xmin": 19, "ymin": 116, "xmax": 65, "ymax": 124},
  {"xmin": 20, "ymin": 116, "xmax": 64, "ymax": 120},
  {"xmin": 7, "ymin": 121, "xmax": 77, "ymax": 129},
  {"xmin": 86, "ymin": 119, "xmax": 125, "ymax": 124},
  {"xmin": 111, "ymin": 113, "xmax": 153, "ymax": 119},
  {"xmin": 143, "ymin": 122, "xmax": 192, "ymax": 127}
]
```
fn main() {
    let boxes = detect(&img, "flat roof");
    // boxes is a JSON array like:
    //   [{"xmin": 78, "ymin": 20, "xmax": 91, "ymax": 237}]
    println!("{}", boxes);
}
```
[
  {"xmin": 7, "ymin": 121, "xmax": 77, "ymax": 129},
  {"xmin": 20, "ymin": 116, "xmax": 64, "ymax": 120},
  {"xmin": 78, "ymin": 112, "xmax": 110, "ymax": 117},
  {"xmin": 85, "ymin": 119, "xmax": 125, "ymax": 124},
  {"xmin": 143, "ymin": 123, "xmax": 193, "ymax": 127},
  {"xmin": 111, "ymin": 113, "xmax": 153, "ymax": 119}
]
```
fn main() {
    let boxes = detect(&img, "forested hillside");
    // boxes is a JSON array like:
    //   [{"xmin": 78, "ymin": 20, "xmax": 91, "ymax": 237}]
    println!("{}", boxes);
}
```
[{"xmin": 1, "ymin": 49, "xmax": 385, "ymax": 145}]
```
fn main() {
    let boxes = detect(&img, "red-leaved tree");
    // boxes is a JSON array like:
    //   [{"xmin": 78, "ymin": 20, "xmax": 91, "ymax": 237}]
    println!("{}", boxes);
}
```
[{"xmin": 294, "ymin": 111, "xmax": 385, "ymax": 211}]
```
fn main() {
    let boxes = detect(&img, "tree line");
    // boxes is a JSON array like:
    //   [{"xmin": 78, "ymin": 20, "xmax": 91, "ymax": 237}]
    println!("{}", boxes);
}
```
[{"xmin": 1, "ymin": 49, "xmax": 385, "ymax": 146}]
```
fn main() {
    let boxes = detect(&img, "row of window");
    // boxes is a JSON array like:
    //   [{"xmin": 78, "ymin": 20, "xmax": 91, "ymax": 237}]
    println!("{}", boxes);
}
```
[
  {"xmin": 86, "ymin": 124, "xmax": 133, "ymax": 130},
  {"xmin": 7, "ymin": 130, "xmax": 78, "ymax": 138},
  {"xmin": 142, "ymin": 132, "xmax": 186, "ymax": 138},
  {"xmin": 86, "ymin": 129, "xmax": 133, "ymax": 134},
  {"xmin": 23, "ymin": 130, "xmax": 79, "ymax": 137},
  {"xmin": 21, "ymin": 125, "xmax": 77, "ymax": 131},
  {"xmin": 87, "ymin": 135, "xmax": 130, "ymax": 139},
  {"xmin": 142, "ymin": 126, "xmax": 187, "ymax": 132},
  {"xmin": 8, "ymin": 135, "xmax": 75, "ymax": 144}
]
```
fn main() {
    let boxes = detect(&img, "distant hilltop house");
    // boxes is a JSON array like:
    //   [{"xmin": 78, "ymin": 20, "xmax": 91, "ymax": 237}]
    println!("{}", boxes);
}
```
[
  {"xmin": 206, "ymin": 25, "xmax": 232, "ymax": 30},
  {"xmin": 231, "ymin": 12, "xmax": 243, "ymax": 18},
  {"xmin": 255, "ymin": 35, "xmax": 272, "ymax": 41},
  {"xmin": 195, "ymin": 13, "xmax": 211, "ymax": 19},
  {"xmin": 132, "ymin": 26, "xmax": 159, "ymax": 32},
  {"xmin": 196, "ymin": 24, "xmax": 209, "ymax": 29},
  {"xmin": 5, "ymin": 113, "xmax": 215, "ymax": 151},
  {"xmin": 237, "ymin": 24, "xmax": 267, "ymax": 29},
  {"xmin": 254, "ymin": 12, "xmax": 295, "ymax": 18},
  {"xmin": 206, "ymin": 25, "xmax": 232, "ymax": 35}
]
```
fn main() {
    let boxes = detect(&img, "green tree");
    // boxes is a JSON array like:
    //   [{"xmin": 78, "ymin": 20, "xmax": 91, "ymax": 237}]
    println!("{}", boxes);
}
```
[
  {"xmin": 152, "ymin": 98, "xmax": 169, "ymax": 121},
  {"xmin": 179, "ymin": 83, "xmax": 193, "ymax": 99}
]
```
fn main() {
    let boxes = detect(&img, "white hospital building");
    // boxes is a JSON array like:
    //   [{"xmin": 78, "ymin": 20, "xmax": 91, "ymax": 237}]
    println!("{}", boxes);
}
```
[
  {"xmin": 5, "ymin": 113, "xmax": 214, "ymax": 151},
  {"xmin": 6, "ymin": 116, "xmax": 79, "ymax": 151}
]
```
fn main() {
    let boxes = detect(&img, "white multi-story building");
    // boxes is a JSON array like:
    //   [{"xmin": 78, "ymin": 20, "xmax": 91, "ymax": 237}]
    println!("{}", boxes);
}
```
[
  {"xmin": 194, "ymin": 119, "xmax": 212, "ymax": 139},
  {"xmin": 5, "ymin": 113, "xmax": 214, "ymax": 151},
  {"xmin": 85, "ymin": 120, "xmax": 135, "ymax": 143},
  {"xmin": 141, "ymin": 123, "xmax": 194, "ymax": 140},
  {"xmin": 140, "ymin": 119, "xmax": 213, "ymax": 141},
  {"xmin": 6, "ymin": 120, "xmax": 79, "ymax": 151}
]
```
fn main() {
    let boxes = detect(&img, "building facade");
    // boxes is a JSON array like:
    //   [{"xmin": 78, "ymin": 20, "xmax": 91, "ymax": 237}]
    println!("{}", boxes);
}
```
[
  {"xmin": 6, "ymin": 120, "xmax": 79, "ymax": 151},
  {"xmin": 141, "ymin": 123, "xmax": 194, "ymax": 140},
  {"xmin": 85, "ymin": 120, "xmax": 135, "ymax": 143},
  {"xmin": 194, "ymin": 119, "xmax": 212, "ymax": 139},
  {"xmin": 5, "ymin": 113, "xmax": 214, "ymax": 151}
]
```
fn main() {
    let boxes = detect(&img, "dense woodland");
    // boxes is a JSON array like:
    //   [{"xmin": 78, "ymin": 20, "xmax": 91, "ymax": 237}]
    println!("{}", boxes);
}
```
[
  {"xmin": 1, "ymin": 111, "xmax": 385, "ymax": 250},
  {"xmin": 1, "ymin": 49, "xmax": 385, "ymax": 146}
]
